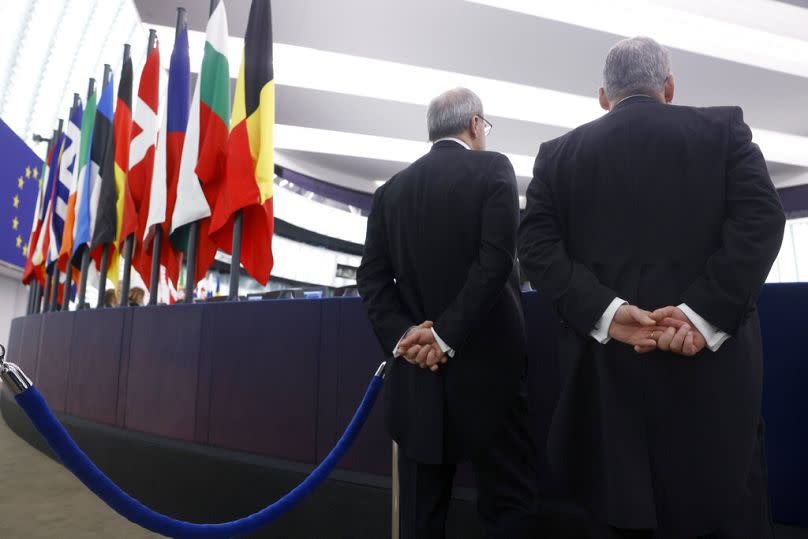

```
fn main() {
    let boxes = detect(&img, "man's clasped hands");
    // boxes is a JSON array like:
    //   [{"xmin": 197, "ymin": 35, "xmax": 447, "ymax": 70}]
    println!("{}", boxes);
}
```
[{"xmin": 396, "ymin": 305, "xmax": 706, "ymax": 372}]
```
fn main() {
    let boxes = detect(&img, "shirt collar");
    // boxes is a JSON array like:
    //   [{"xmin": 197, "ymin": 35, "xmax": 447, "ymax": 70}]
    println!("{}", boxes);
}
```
[{"xmin": 433, "ymin": 137, "xmax": 470, "ymax": 150}]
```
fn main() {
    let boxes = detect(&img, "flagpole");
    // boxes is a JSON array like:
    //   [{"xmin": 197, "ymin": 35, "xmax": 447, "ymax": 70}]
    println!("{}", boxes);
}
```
[
  {"xmin": 138, "ymin": 31, "xmax": 158, "ymax": 306},
  {"xmin": 34, "ymin": 120, "xmax": 56, "ymax": 314},
  {"xmin": 149, "ymin": 10, "xmax": 185, "ymax": 306},
  {"xmin": 43, "ymin": 120, "xmax": 64, "ymax": 313},
  {"xmin": 119, "ymin": 44, "xmax": 135, "ymax": 307},
  {"xmin": 48, "ymin": 103, "xmax": 77, "ymax": 312},
  {"xmin": 179, "ymin": 5, "xmax": 198, "ymax": 305},
  {"xmin": 75, "ymin": 80, "xmax": 95, "ymax": 310},
  {"xmin": 48, "ymin": 263, "xmax": 60, "ymax": 311},
  {"xmin": 148, "ymin": 230, "xmax": 162, "ymax": 304},
  {"xmin": 176, "ymin": 0, "xmax": 224, "ymax": 304},
  {"xmin": 34, "ymin": 279, "xmax": 44, "ymax": 313},
  {"xmin": 61, "ymin": 93, "xmax": 82, "ymax": 311},
  {"xmin": 74, "ymin": 81, "xmax": 95, "ymax": 310},
  {"xmin": 183, "ymin": 225, "xmax": 199, "ymax": 302},
  {"xmin": 95, "ymin": 64, "xmax": 113, "ymax": 309},
  {"xmin": 217, "ymin": 0, "xmax": 242, "ymax": 300},
  {"xmin": 228, "ymin": 210, "xmax": 243, "ymax": 300},
  {"xmin": 26, "ymin": 282, "xmax": 36, "ymax": 314},
  {"xmin": 43, "ymin": 270, "xmax": 52, "ymax": 312}
]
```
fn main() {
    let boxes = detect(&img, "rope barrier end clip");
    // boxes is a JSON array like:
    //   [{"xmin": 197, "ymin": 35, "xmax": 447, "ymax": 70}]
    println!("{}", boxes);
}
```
[{"xmin": 0, "ymin": 344, "xmax": 32, "ymax": 396}]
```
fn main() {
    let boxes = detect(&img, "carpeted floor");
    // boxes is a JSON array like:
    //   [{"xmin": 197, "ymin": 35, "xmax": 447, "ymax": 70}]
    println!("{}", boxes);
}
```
[{"xmin": 0, "ymin": 409, "xmax": 158, "ymax": 538}]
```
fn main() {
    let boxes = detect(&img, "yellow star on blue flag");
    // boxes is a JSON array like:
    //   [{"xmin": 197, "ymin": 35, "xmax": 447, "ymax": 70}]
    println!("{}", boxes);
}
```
[
  {"xmin": 16, "ymin": 235, "xmax": 22, "ymax": 248},
  {"xmin": 32, "ymin": 166, "xmax": 38, "ymax": 179},
  {"xmin": 12, "ymin": 194, "xmax": 19, "ymax": 208},
  {"xmin": 18, "ymin": 176, "xmax": 24, "ymax": 189},
  {"xmin": 22, "ymin": 245, "xmax": 28, "ymax": 256},
  {"xmin": 12, "ymin": 216, "xmax": 18, "ymax": 230},
  {"xmin": 25, "ymin": 166, "xmax": 31, "ymax": 179}
]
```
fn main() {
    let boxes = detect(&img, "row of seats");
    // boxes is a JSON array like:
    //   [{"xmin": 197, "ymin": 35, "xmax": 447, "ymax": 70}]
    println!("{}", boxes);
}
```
[{"xmin": 201, "ymin": 286, "xmax": 361, "ymax": 303}]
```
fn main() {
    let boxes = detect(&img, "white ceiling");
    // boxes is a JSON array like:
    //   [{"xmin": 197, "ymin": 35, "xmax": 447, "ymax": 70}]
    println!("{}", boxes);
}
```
[{"xmin": 112, "ymin": 0, "xmax": 808, "ymax": 192}]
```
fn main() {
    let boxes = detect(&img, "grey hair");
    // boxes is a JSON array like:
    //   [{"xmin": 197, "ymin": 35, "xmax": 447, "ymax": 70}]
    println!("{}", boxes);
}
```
[
  {"xmin": 427, "ymin": 88, "xmax": 483, "ymax": 141},
  {"xmin": 602, "ymin": 37, "xmax": 671, "ymax": 101}
]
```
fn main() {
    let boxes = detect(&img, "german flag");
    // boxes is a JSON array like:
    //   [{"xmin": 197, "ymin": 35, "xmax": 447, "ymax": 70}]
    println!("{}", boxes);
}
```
[
  {"xmin": 210, "ymin": 0, "xmax": 274, "ymax": 286},
  {"xmin": 109, "ymin": 53, "xmax": 133, "ymax": 286},
  {"xmin": 89, "ymin": 73, "xmax": 118, "ymax": 271},
  {"xmin": 115, "ymin": 53, "xmax": 134, "ymax": 252}
]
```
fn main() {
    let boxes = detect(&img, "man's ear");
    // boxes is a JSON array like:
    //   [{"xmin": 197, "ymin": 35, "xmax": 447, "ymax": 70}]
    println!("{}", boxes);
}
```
[
  {"xmin": 468, "ymin": 116, "xmax": 480, "ymax": 141},
  {"xmin": 664, "ymin": 75, "xmax": 675, "ymax": 104},
  {"xmin": 598, "ymin": 88, "xmax": 610, "ymax": 111}
]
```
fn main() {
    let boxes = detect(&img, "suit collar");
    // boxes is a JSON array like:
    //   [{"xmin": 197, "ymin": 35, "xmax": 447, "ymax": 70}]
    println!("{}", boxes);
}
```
[
  {"xmin": 431, "ymin": 138, "xmax": 469, "ymax": 151},
  {"xmin": 612, "ymin": 94, "xmax": 659, "ymax": 111}
]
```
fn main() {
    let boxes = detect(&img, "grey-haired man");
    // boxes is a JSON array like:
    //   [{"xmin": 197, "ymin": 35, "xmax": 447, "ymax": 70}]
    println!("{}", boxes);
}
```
[
  {"xmin": 519, "ymin": 37, "xmax": 784, "ymax": 539},
  {"xmin": 358, "ymin": 88, "xmax": 537, "ymax": 538}
]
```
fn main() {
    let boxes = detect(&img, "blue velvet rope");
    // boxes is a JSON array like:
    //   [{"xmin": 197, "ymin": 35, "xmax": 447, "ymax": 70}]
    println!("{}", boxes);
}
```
[{"xmin": 14, "ymin": 374, "xmax": 384, "ymax": 539}]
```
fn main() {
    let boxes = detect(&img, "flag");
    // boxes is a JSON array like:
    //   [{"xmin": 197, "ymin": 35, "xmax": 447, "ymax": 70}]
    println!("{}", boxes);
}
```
[
  {"xmin": 47, "ymin": 135, "xmax": 70, "ymax": 267},
  {"xmin": 72, "ymin": 86, "xmax": 97, "ymax": 260},
  {"xmin": 32, "ymin": 133, "xmax": 65, "ymax": 272},
  {"xmin": 58, "ymin": 102, "xmax": 84, "ymax": 272},
  {"xmin": 210, "ymin": 0, "xmax": 275, "ymax": 286},
  {"xmin": 171, "ymin": 1, "xmax": 230, "ymax": 287},
  {"xmin": 114, "ymin": 53, "xmax": 134, "ymax": 262},
  {"xmin": 143, "ymin": 26, "xmax": 189, "ymax": 287},
  {"xmin": 88, "ymin": 73, "xmax": 117, "ymax": 280},
  {"xmin": 126, "ymin": 43, "xmax": 160, "ymax": 287},
  {"xmin": 22, "ymin": 146, "xmax": 53, "ymax": 285}
]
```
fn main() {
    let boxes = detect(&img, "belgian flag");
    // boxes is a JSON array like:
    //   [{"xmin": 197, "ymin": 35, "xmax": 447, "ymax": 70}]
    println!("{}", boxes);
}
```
[
  {"xmin": 89, "ymin": 73, "xmax": 118, "ymax": 271},
  {"xmin": 210, "ymin": 0, "xmax": 274, "ymax": 286}
]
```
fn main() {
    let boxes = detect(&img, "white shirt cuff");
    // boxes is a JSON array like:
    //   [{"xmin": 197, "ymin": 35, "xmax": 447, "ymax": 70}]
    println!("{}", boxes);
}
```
[
  {"xmin": 431, "ymin": 328, "xmax": 455, "ymax": 358},
  {"xmin": 678, "ymin": 304, "xmax": 730, "ymax": 352},
  {"xmin": 590, "ymin": 297, "xmax": 627, "ymax": 344}
]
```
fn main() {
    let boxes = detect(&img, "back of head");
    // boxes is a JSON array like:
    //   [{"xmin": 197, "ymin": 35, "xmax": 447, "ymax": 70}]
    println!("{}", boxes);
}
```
[
  {"xmin": 104, "ymin": 289, "xmax": 118, "ymax": 307},
  {"xmin": 427, "ymin": 87, "xmax": 483, "ymax": 142},
  {"xmin": 128, "ymin": 287, "xmax": 145, "ymax": 306},
  {"xmin": 602, "ymin": 37, "xmax": 671, "ymax": 101}
]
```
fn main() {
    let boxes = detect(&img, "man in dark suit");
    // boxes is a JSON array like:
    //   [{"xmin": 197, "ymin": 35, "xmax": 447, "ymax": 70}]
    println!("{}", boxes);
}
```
[
  {"xmin": 357, "ymin": 88, "xmax": 537, "ymax": 538},
  {"xmin": 518, "ymin": 37, "xmax": 786, "ymax": 539}
]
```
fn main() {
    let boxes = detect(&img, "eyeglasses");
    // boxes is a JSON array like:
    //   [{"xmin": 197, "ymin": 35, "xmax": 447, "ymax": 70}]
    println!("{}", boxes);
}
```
[{"xmin": 478, "ymin": 115, "xmax": 493, "ymax": 136}]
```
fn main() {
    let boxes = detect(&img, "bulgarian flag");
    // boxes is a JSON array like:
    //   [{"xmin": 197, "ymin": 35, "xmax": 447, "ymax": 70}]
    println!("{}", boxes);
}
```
[
  {"xmin": 143, "ymin": 25, "xmax": 189, "ymax": 287},
  {"xmin": 171, "ymin": 1, "xmax": 230, "ymax": 287},
  {"xmin": 210, "ymin": 0, "xmax": 275, "ymax": 286},
  {"xmin": 58, "ymin": 102, "xmax": 84, "ymax": 273},
  {"xmin": 127, "ymin": 43, "xmax": 161, "ymax": 289}
]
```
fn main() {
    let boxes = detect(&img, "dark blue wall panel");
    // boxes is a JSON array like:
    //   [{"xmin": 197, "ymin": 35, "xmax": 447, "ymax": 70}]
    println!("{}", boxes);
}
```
[
  {"xmin": 35, "ymin": 312, "xmax": 74, "ymax": 413},
  {"xmin": 65, "ymin": 309, "xmax": 127, "ymax": 426},
  {"xmin": 124, "ymin": 304, "xmax": 203, "ymax": 441},
  {"xmin": 204, "ymin": 300, "xmax": 321, "ymax": 463},
  {"xmin": 758, "ymin": 284, "xmax": 808, "ymax": 526}
]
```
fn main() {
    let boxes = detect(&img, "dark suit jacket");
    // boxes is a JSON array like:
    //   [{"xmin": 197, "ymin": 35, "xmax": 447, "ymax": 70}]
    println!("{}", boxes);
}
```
[
  {"xmin": 357, "ymin": 140, "xmax": 526, "ymax": 465},
  {"xmin": 518, "ymin": 96, "xmax": 785, "ymax": 534}
]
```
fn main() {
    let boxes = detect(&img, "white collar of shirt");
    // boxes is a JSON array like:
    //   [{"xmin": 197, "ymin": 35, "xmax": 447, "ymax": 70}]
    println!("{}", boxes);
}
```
[{"xmin": 434, "ymin": 137, "xmax": 470, "ymax": 150}]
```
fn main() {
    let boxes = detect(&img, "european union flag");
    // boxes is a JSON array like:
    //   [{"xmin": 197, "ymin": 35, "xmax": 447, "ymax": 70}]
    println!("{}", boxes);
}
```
[{"xmin": 0, "ymin": 119, "xmax": 42, "ymax": 269}]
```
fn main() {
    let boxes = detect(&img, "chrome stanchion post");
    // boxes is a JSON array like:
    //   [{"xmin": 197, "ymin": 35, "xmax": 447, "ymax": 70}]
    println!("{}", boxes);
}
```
[
  {"xmin": 0, "ymin": 344, "xmax": 32, "ymax": 396},
  {"xmin": 392, "ymin": 441, "xmax": 400, "ymax": 539}
]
